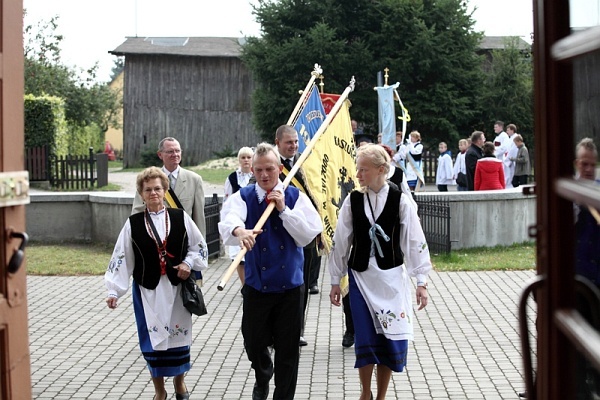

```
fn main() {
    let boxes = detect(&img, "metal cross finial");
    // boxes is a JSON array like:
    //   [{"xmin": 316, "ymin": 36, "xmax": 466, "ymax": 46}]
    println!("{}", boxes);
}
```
[
  {"xmin": 384, "ymin": 67, "xmax": 389, "ymax": 86},
  {"xmin": 319, "ymin": 75, "xmax": 325, "ymax": 93}
]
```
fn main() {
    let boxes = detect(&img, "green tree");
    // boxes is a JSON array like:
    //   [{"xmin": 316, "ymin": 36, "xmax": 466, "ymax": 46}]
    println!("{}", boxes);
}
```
[
  {"xmin": 110, "ymin": 57, "xmax": 124, "ymax": 82},
  {"xmin": 23, "ymin": 13, "xmax": 121, "ymax": 134},
  {"xmin": 479, "ymin": 37, "xmax": 534, "ymax": 148},
  {"xmin": 242, "ymin": 0, "xmax": 485, "ymax": 147}
]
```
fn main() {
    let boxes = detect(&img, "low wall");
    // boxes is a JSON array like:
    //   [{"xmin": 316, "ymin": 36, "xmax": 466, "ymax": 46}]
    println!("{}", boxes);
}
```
[
  {"xmin": 416, "ymin": 188, "xmax": 536, "ymax": 250},
  {"xmin": 27, "ymin": 192, "xmax": 136, "ymax": 244},
  {"xmin": 26, "ymin": 189, "xmax": 536, "ymax": 249}
]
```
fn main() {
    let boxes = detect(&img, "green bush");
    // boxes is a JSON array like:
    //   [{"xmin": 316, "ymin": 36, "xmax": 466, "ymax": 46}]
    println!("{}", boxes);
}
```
[
  {"xmin": 24, "ymin": 94, "xmax": 68, "ymax": 157},
  {"xmin": 139, "ymin": 144, "xmax": 161, "ymax": 167},
  {"xmin": 212, "ymin": 146, "xmax": 237, "ymax": 158},
  {"xmin": 67, "ymin": 123, "xmax": 104, "ymax": 155}
]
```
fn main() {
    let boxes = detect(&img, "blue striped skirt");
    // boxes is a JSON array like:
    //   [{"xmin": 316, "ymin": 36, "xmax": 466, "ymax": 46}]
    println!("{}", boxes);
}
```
[
  {"xmin": 349, "ymin": 269, "xmax": 408, "ymax": 372},
  {"xmin": 132, "ymin": 282, "xmax": 191, "ymax": 378}
]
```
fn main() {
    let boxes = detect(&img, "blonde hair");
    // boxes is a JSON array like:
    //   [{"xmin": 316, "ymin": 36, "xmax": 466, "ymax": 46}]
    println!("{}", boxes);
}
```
[
  {"xmin": 356, "ymin": 144, "xmax": 390, "ymax": 192},
  {"xmin": 253, "ymin": 142, "xmax": 280, "ymax": 165},
  {"xmin": 458, "ymin": 139, "xmax": 468, "ymax": 146},
  {"xmin": 410, "ymin": 131, "xmax": 421, "ymax": 141},
  {"xmin": 136, "ymin": 166, "xmax": 169, "ymax": 195},
  {"xmin": 238, "ymin": 146, "xmax": 254, "ymax": 158}
]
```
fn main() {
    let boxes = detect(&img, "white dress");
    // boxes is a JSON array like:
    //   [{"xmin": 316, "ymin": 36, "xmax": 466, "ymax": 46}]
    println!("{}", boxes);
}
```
[
  {"xmin": 105, "ymin": 208, "xmax": 208, "ymax": 351},
  {"xmin": 328, "ymin": 183, "xmax": 432, "ymax": 340}
]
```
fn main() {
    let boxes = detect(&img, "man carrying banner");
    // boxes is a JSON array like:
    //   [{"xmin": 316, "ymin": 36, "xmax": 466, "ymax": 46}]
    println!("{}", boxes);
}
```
[
  {"xmin": 275, "ymin": 124, "xmax": 322, "ymax": 347},
  {"xmin": 132, "ymin": 137, "xmax": 206, "ymax": 237},
  {"xmin": 218, "ymin": 142, "xmax": 323, "ymax": 400}
]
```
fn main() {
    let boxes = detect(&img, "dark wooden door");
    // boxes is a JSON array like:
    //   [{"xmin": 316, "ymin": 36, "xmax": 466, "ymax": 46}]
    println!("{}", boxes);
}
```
[
  {"xmin": 0, "ymin": 0, "xmax": 33, "ymax": 398},
  {"xmin": 530, "ymin": 0, "xmax": 600, "ymax": 398}
]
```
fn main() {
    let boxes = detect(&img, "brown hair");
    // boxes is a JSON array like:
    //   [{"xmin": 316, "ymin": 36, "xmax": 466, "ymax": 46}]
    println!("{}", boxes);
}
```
[
  {"xmin": 275, "ymin": 125, "xmax": 297, "ymax": 142},
  {"xmin": 482, "ymin": 142, "xmax": 495, "ymax": 156},
  {"xmin": 136, "ymin": 166, "xmax": 169, "ymax": 195}
]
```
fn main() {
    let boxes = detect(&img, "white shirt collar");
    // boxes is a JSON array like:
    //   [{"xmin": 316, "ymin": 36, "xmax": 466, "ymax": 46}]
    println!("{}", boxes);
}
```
[
  {"xmin": 163, "ymin": 165, "xmax": 180, "ymax": 179},
  {"xmin": 256, "ymin": 181, "xmax": 284, "ymax": 203}
]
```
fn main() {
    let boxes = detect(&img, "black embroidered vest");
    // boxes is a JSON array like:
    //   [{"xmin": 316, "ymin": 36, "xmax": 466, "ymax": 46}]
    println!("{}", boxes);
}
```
[
  {"xmin": 348, "ymin": 183, "xmax": 403, "ymax": 272},
  {"xmin": 130, "ymin": 208, "xmax": 188, "ymax": 290},
  {"xmin": 228, "ymin": 171, "xmax": 241, "ymax": 193}
]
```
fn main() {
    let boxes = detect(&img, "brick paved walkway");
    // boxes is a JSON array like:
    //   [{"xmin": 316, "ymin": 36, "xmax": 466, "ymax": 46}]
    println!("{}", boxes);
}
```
[{"xmin": 28, "ymin": 258, "xmax": 536, "ymax": 399}]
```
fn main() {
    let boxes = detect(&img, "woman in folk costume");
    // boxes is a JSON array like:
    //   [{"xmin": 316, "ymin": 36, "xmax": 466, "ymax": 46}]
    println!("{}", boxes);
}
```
[
  {"xmin": 396, "ymin": 131, "xmax": 424, "ymax": 191},
  {"xmin": 105, "ymin": 167, "xmax": 208, "ymax": 400},
  {"xmin": 223, "ymin": 146, "xmax": 254, "ymax": 286},
  {"xmin": 329, "ymin": 144, "xmax": 431, "ymax": 400}
]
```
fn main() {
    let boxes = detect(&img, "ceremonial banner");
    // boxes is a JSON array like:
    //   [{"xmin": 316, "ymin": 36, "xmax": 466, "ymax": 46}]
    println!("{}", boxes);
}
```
[
  {"xmin": 294, "ymin": 85, "xmax": 326, "ymax": 153},
  {"xmin": 375, "ymin": 82, "xmax": 399, "ymax": 150},
  {"xmin": 320, "ymin": 93, "xmax": 341, "ymax": 115},
  {"xmin": 302, "ymin": 100, "xmax": 358, "ymax": 253}
]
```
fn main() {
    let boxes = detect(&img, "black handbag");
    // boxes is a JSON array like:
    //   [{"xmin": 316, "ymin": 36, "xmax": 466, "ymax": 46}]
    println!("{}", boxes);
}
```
[
  {"xmin": 456, "ymin": 172, "xmax": 467, "ymax": 187},
  {"xmin": 181, "ymin": 276, "xmax": 207, "ymax": 316}
]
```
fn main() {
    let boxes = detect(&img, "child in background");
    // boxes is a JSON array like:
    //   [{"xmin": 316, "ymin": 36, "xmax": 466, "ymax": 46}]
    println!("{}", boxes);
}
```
[
  {"xmin": 453, "ymin": 139, "xmax": 468, "ymax": 191},
  {"xmin": 435, "ymin": 142, "xmax": 454, "ymax": 192},
  {"xmin": 510, "ymin": 135, "xmax": 531, "ymax": 187}
]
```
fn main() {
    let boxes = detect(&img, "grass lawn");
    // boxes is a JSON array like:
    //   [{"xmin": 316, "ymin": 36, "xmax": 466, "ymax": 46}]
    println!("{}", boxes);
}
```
[
  {"xmin": 26, "ymin": 241, "xmax": 536, "ymax": 276},
  {"xmin": 188, "ymin": 167, "xmax": 231, "ymax": 185},
  {"xmin": 27, "ymin": 242, "xmax": 115, "ymax": 275},
  {"xmin": 432, "ymin": 242, "xmax": 536, "ymax": 271},
  {"xmin": 111, "ymin": 160, "xmax": 232, "ymax": 185}
]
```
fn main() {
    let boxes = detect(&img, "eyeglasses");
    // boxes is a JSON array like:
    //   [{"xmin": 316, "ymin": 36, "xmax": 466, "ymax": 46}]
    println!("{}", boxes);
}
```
[
  {"xmin": 143, "ymin": 187, "xmax": 164, "ymax": 194},
  {"xmin": 162, "ymin": 149, "xmax": 181, "ymax": 155}
]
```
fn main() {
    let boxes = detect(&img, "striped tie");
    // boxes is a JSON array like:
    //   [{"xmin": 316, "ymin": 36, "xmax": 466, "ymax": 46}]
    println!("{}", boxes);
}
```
[{"xmin": 169, "ymin": 174, "xmax": 176, "ymax": 190}]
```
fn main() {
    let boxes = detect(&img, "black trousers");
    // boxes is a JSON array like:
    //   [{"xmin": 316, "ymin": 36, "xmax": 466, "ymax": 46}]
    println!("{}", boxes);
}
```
[
  {"xmin": 242, "ymin": 285, "xmax": 303, "ymax": 400},
  {"xmin": 512, "ymin": 174, "xmax": 528, "ymax": 188},
  {"xmin": 342, "ymin": 293, "xmax": 354, "ymax": 334},
  {"xmin": 302, "ymin": 245, "xmax": 321, "ymax": 329},
  {"xmin": 308, "ymin": 252, "xmax": 322, "ymax": 288}
]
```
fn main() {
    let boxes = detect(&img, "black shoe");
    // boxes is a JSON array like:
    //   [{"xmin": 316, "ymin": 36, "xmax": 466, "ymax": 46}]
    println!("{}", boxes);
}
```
[
  {"xmin": 175, "ymin": 392, "xmax": 189, "ymax": 400},
  {"xmin": 309, "ymin": 285, "xmax": 319, "ymax": 294},
  {"xmin": 299, "ymin": 336, "xmax": 308, "ymax": 346},
  {"xmin": 252, "ymin": 381, "xmax": 269, "ymax": 400},
  {"xmin": 518, "ymin": 391, "xmax": 527, "ymax": 398},
  {"xmin": 342, "ymin": 331, "xmax": 355, "ymax": 348}
]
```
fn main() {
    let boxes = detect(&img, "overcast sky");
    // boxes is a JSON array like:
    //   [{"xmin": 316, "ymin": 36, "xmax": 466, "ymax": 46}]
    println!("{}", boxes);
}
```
[{"xmin": 24, "ymin": 0, "xmax": 582, "ymax": 83}]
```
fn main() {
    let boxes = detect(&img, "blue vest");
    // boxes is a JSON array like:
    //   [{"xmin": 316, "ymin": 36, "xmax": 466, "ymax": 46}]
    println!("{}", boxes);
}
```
[
  {"xmin": 240, "ymin": 184, "xmax": 304, "ymax": 293},
  {"xmin": 576, "ymin": 208, "xmax": 600, "ymax": 286}
]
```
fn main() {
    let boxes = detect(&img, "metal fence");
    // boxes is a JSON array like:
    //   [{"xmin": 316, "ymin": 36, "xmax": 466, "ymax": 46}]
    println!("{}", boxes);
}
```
[
  {"xmin": 202, "ymin": 193, "xmax": 451, "ymax": 257},
  {"xmin": 414, "ymin": 195, "xmax": 451, "ymax": 254},
  {"xmin": 420, "ymin": 150, "xmax": 535, "ymax": 184},
  {"xmin": 204, "ymin": 193, "xmax": 222, "ymax": 258}
]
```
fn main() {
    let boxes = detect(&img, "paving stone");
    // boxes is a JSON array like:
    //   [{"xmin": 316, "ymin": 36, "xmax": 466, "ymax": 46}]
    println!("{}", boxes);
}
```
[{"xmin": 28, "ymin": 259, "xmax": 535, "ymax": 399}]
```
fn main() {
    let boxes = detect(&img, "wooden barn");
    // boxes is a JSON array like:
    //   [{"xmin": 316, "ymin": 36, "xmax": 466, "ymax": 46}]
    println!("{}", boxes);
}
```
[{"xmin": 110, "ymin": 37, "xmax": 260, "ymax": 167}]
